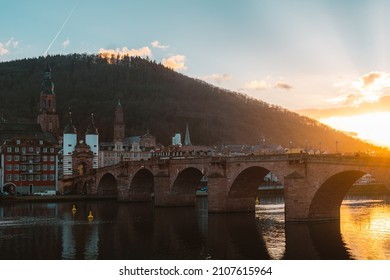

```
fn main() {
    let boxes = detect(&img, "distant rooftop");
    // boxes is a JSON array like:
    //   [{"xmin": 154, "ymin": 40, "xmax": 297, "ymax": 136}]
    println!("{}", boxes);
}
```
[{"xmin": 0, "ymin": 122, "xmax": 57, "ymax": 144}]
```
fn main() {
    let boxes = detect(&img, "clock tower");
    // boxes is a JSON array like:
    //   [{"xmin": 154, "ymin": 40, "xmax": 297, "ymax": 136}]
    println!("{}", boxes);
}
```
[{"xmin": 37, "ymin": 62, "xmax": 60, "ymax": 138}]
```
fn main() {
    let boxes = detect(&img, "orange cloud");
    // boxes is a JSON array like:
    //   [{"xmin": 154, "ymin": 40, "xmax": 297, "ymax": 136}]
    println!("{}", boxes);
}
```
[
  {"xmin": 275, "ymin": 81, "xmax": 292, "ymax": 90},
  {"xmin": 151, "ymin": 40, "xmax": 169, "ymax": 50},
  {"xmin": 362, "ymin": 72, "xmax": 381, "ymax": 87},
  {"xmin": 0, "ymin": 43, "xmax": 8, "ymax": 55},
  {"xmin": 98, "ymin": 46, "xmax": 152, "ymax": 59},
  {"xmin": 161, "ymin": 55, "xmax": 187, "ymax": 71},
  {"xmin": 331, "ymin": 71, "xmax": 390, "ymax": 106},
  {"xmin": 244, "ymin": 79, "xmax": 292, "ymax": 91},
  {"xmin": 0, "ymin": 38, "xmax": 19, "ymax": 55},
  {"xmin": 202, "ymin": 73, "xmax": 231, "ymax": 83}
]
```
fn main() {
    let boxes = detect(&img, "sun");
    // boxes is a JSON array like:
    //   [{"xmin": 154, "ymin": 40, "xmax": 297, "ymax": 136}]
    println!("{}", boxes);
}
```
[{"xmin": 320, "ymin": 112, "xmax": 390, "ymax": 148}]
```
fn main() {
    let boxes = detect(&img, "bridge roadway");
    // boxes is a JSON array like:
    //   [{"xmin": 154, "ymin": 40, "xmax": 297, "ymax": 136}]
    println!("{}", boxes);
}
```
[{"xmin": 64, "ymin": 153, "xmax": 390, "ymax": 222}]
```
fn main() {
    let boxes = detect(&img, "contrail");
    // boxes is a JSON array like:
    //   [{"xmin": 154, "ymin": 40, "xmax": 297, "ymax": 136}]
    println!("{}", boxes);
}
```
[{"xmin": 43, "ymin": 1, "xmax": 79, "ymax": 56}]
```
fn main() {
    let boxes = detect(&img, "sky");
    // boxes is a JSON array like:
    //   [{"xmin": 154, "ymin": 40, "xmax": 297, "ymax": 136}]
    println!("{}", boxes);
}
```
[{"xmin": 2, "ymin": 0, "xmax": 390, "ymax": 147}]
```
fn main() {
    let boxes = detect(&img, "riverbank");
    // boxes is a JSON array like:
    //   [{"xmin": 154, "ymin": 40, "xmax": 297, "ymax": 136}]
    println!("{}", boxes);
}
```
[{"xmin": 0, "ymin": 194, "xmax": 117, "ymax": 204}]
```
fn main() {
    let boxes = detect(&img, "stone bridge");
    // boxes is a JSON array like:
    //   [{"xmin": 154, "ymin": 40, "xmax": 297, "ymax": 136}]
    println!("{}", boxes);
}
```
[{"xmin": 66, "ymin": 153, "xmax": 390, "ymax": 222}]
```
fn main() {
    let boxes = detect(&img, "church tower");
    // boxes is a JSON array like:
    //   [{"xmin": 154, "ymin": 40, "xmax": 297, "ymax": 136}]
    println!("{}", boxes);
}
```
[
  {"xmin": 63, "ymin": 111, "xmax": 77, "ymax": 177},
  {"xmin": 85, "ymin": 113, "xmax": 99, "ymax": 169},
  {"xmin": 184, "ymin": 123, "xmax": 192, "ymax": 146},
  {"xmin": 37, "ymin": 62, "xmax": 60, "ymax": 136},
  {"xmin": 113, "ymin": 100, "xmax": 125, "ymax": 151}
]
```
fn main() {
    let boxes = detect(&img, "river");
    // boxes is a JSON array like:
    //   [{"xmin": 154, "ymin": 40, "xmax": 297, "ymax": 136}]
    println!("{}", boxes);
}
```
[{"xmin": 1, "ymin": 193, "xmax": 390, "ymax": 260}]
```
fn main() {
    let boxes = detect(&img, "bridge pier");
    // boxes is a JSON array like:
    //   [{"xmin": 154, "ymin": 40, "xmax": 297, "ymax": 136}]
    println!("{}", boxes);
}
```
[
  {"xmin": 117, "ymin": 176, "xmax": 131, "ymax": 201},
  {"xmin": 154, "ymin": 174, "xmax": 195, "ymax": 207},
  {"xmin": 208, "ymin": 176, "xmax": 255, "ymax": 212},
  {"xmin": 208, "ymin": 176, "xmax": 228, "ymax": 212},
  {"xmin": 284, "ymin": 173, "xmax": 340, "ymax": 222}
]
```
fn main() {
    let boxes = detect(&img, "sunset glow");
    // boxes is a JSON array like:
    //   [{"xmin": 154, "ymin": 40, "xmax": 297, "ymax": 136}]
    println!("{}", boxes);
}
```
[{"xmin": 320, "ymin": 112, "xmax": 390, "ymax": 148}]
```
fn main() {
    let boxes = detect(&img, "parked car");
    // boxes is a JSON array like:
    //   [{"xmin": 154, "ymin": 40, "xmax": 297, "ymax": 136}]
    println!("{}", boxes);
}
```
[{"xmin": 34, "ymin": 190, "xmax": 56, "ymax": 196}]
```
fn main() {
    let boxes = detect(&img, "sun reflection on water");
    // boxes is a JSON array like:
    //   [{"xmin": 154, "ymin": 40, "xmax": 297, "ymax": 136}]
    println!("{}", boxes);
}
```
[{"xmin": 341, "ymin": 198, "xmax": 390, "ymax": 260}]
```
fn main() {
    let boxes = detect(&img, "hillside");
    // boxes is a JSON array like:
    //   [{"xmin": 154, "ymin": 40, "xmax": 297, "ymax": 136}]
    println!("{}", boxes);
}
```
[{"xmin": 0, "ymin": 54, "xmax": 386, "ymax": 153}]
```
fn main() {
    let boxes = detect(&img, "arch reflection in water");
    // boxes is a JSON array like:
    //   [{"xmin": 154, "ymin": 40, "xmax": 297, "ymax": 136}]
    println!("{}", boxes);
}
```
[{"xmin": 1, "ymin": 194, "xmax": 390, "ymax": 259}]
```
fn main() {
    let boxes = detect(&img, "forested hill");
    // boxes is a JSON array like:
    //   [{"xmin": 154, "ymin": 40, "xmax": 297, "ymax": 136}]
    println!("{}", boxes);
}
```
[{"xmin": 0, "ymin": 54, "xmax": 384, "ymax": 153}]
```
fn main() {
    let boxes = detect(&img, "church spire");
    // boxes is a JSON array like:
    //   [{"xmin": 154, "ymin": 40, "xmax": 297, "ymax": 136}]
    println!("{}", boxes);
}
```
[
  {"xmin": 86, "ymin": 113, "xmax": 99, "ymax": 135},
  {"xmin": 114, "ymin": 99, "xmax": 125, "ymax": 142},
  {"xmin": 37, "ymin": 60, "xmax": 59, "ymax": 136},
  {"xmin": 184, "ymin": 123, "xmax": 192, "ymax": 146},
  {"xmin": 41, "ymin": 61, "xmax": 54, "ymax": 95},
  {"xmin": 64, "ymin": 110, "xmax": 76, "ymax": 134}
]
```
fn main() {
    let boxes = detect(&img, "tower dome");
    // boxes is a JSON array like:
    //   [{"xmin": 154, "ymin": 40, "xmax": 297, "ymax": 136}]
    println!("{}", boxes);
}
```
[
  {"xmin": 64, "ymin": 111, "xmax": 77, "ymax": 134},
  {"xmin": 41, "ymin": 62, "xmax": 55, "ymax": 95},
  {"xmin": 86, "ymin": 113, "xmax": 99, "ymax": 135}
]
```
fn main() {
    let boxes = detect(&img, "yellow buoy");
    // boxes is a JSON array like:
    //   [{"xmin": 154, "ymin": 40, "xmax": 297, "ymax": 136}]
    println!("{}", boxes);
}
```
[
  {"xmin": 88, "ymin": 210, "xmax": 94, "ymax": 221},
  {"xmin": 255, "ymin": 197, "xmax": 259, "ymax": 205},
  {"xmin": 72, "ymin": 204, "xmax": 77, "ymax": 212}
]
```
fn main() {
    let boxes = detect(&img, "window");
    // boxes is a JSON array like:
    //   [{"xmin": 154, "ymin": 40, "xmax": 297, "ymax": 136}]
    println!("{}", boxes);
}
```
[
  {"xmin": 16, "ymin": 140, "xmax": 20, "ymax": 144},
  {"xmin": 50, "ymin": 156, "xmax": 55, "ymax": 162},
  {"xmin": 39, "ymin": 140, "xmax": 43, "ymax": 145},
  {"xmin": 6, "ymin": 175, "xmax": 11, "ymax": 181},
  {"xmin": 28, "ymin": 175, "xmax": 33, "ymax": 181},
  {"xmin": 22, "ymin": 147, "xmax": 26, "ymax": 154},
  {"xmin": 36, "ymin": 147, "xmax": 40, "ymax": 154},
  {"xmin": 28, "ymin": 147, "xmax": 34, "ymax": 153},
  {"xmin": 21, "ymin": 165, "xmax": 27, "ymax": 171},
  {"xmin": 14, "ymin": 155, "xmax": 19, "ymax": 161},
  {"xmin": 14, "ymin": 174, "xmax": 19, "ymax": 181},
  {"xmin": 49, "ymin": 174, "xmax": 55, "ymax": 181},
  {"xmin": 43, "ymin": 156, "xmax": 47, "ymax": 162},
  {"xmin": 43, "ymin": 148, "xmax": 47, "ymax": 153},
  {"xmin": 20, "ymin": 175, "xmax": 26, "ymax": 181},
  {"xmin": 42, "ymin": 174, "xmax": 47, "ymax": 181},
  {"xmin": 35, "ymin": 175, "xmax": 40, "ymax": 181},
  {"xmin": 21, "ymin": 156, "xmax": 26, "ymax": 161},
  {"xmin": 6, "ymin": 155, "xmax": 12, "ymax": 161},
  {"xmin": 35, "ymin": 165, "xmax": 41, "ymax": 171},
  {"xmin": 50, "ymin": 148, "xmax": 54, "ymax": 153},
  {"xmin": 14, "ymin": 147, "xmax": 19, "ymax": 153},
  {"xmin": 7, "ymin": 147, "xmax": 12, "ymax": 153},
  {"xmin": 6, "ymin": 164, "xmax": 12, "ymax": 171},
  {"xmin": 42, "ymin": 164, "xmax": 47, "ymax": 171},
  {"xmin": 50, "ymin": 164, "xmax": 55, "ymax": 171},
  {"xmin": 14, "ymin": 164, "xmax": 19, "ymax": 171}
]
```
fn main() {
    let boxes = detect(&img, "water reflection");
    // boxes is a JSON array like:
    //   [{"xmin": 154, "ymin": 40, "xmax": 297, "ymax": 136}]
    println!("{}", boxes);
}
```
[
  {"xmin": 341, "ymin": 195, "xmax": 390, "ymax": 260},
  {"xmin": 0, "ymin": 194, "xmax": 390, "ymax": 259}
]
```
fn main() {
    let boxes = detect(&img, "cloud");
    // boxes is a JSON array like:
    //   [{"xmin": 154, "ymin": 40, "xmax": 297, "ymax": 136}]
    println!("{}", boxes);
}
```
[
  {"xmin": 330, "ymin": 71, "xmax": 390, "ymax": 106},
  {"xmin": 0, "ymin": 38, "xmax": 19, "ymax": 55},
  {"xmin": 162, "ymin": 55, "xmax": 187, "ymax": 71},
  {"xmin": 98, "ymin": 46, "xmax": 152, "ymax": 59},
  {"xmin": 62, "ymin": 39, "xmax": 70, "ymax": 48},
  {"xmin": 275, "ymin": 81, "xmax": 292, "ymax": 90},
  {"xmin": 362, "ymin": 72, "xmax": 381, "ymax": 87},
  {"xmin": 151, "ymin": 40, "xmax": 169, "ymax": 50},
  {"xmin": 202, "ymin": 73, "xmax": 231, "ymax": 83},
  {"xmin": 244, "ymin": 80, "xmax": 271, "ymax": 90},
  {"xmin": 244, "ymin": 79, "xmax": 292, "ymax": 91},
  {"xmin": 0, "ymin": 43, "xmax": 9, "ymax": 55}
]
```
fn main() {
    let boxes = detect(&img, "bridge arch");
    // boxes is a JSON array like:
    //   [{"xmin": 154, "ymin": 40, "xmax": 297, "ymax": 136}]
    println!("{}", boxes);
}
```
[
  {"xmin": 226, "ymin": 166, "xmax": 274, "ymax": 211},
  {"xmin": 97, "ymin": 172, "xmax": 118, "ymax": 196},
  {"xmin": 308, "ymin": 170, "xmax": 366, "ymax": 220},
  {"xmin": 172, "ymin": 167, "xmax": 204, "ymax": 195},
  {"xmin": 128, "ymin": 168, "xmax": 154, "ymax": 201}
]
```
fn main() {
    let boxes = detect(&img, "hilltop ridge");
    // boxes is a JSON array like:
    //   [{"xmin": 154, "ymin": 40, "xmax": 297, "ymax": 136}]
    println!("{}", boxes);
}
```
[{"xmin": 0, "ymin": 54, "xmax": 385, "ymax": 153}]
